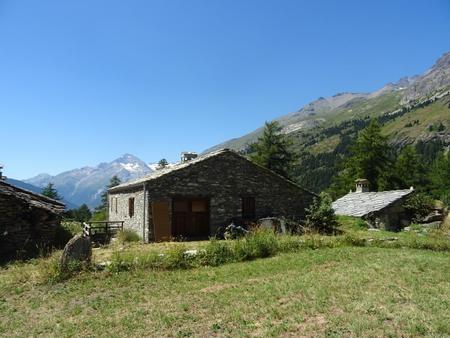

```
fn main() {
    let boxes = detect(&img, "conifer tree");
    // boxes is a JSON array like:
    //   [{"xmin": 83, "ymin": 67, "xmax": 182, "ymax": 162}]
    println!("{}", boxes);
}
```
[
  {"xmin": 157, "ymin": 158, "xmax": 168, "ymax": 169},
  {"xmin": 250, "ymin": 121, "xmax": 296, "ymax": 178},
  {"xmin": 41, "ymin": 183, "xmax": 62, "ymax": 200},
  {"xmin": 392, "ymin": 145, "xmax": 428, "ymax": 190},
  {"xmin": 329, "ymin": 119, "xmax": 391, "ymax": 196}
]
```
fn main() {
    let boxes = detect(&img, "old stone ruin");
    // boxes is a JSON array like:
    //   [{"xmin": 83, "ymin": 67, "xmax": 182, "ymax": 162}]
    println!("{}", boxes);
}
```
[{"xmin": 0, "ymin": 179, "xmax": 65, "ymax": 260}]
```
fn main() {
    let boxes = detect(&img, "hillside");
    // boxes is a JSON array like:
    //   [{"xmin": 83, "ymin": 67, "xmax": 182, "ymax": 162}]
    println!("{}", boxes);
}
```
[
  {"xmin": 206, "ymin": 52, "xmax": 450, "ymax": 154},
  {"xmin": 205, "ymin": 52, "xmax": 450, "ymax": 192}
]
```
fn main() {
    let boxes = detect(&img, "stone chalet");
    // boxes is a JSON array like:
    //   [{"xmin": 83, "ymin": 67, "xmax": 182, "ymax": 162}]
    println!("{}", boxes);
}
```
[
  {"xmin": 108, "ymin": 149, "xmax": 315, "ymax": 242},
  {"xmin": 332, "ymin": 179, "xmax": 414, "ymax": 230},
  {"xmin": 0, "ymin": 180, "xmax": 65, "ymax": 257}
]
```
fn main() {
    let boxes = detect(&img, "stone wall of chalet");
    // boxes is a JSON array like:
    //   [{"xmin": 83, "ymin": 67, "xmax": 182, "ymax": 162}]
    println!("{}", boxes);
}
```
[
  {"xmin": 0, "ymin": 193, "xmax": 62, "ymax": 257},
  {"xmin": 108, "ymin": 188, "xmax": 148, "ymax": 240},
  {"xmin": 109, "ymin": 151, "xmax": 315, "ymax": 242}
]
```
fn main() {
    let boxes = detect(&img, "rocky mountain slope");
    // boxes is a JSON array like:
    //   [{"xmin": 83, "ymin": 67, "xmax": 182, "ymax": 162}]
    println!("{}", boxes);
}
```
[
  {"xmin": 205, "ymin": 51, "xmax": 450, "ymax": 192},
  {"xmin": 25, "ymin": 154, "xmax": 153, "ymax": 208},
  {"xmin": 206, "ymin": 51, "xmax": 450, "ymax": 154}
]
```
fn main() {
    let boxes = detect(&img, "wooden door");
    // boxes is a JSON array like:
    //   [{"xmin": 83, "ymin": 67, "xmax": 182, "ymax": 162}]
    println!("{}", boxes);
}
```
[
  {"xmin": 152, "ymin": 201, "xmax": 171, "ymax": 242},
  {"xmin": 172, "ymin": 198, "xmax": 210, "ymax": 239}
]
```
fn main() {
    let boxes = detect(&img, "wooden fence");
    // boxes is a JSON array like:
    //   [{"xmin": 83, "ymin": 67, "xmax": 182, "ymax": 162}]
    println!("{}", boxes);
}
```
[{"xmin": 83, "ymin": 221, "xmax": 124, "ymax": 244}]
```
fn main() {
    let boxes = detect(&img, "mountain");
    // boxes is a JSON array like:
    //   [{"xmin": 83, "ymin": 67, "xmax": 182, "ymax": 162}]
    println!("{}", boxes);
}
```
[
  {"xmin": 24, "ymin": 154, "xmax": 153, "ymax": 208},
  {"xmin": 205, "ymin": 51, "xmax": 450, "ymax": 154},
  {"xmin": 5, "ymin": 178, "xmax": 79, "ymax": 209},
  {"xmin": 205, "ymin": 51, "xmax": 450, "ymax": 192}
]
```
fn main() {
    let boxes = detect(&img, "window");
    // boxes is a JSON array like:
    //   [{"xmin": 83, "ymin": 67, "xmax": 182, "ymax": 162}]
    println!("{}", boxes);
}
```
[
  {"xmin": 110, "ymin": 198, "xmax": 114, "ymax": 212},
  {"xmin": 242, "ymin": 196, "xmax": 256, "ymax": 220},
  {"xmin": 128, "ymin": 197, "xmax": 135, "ymax": 217},
  {"xmin": 115, "ymin": 198, "xmax": 118, "ymax": 213}
]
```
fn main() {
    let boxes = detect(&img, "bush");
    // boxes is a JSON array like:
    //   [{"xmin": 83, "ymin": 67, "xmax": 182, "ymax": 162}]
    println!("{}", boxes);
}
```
[
  {"xmin": 200, "ymin": 239, "xmax": 235, "ymax": 266},
  {"xmin": 233, "ymin": 229, "xmax": 279, "ymax": 261},
  {"xmin": 305, "ymin": 192, "xmax": 339, "ymax": 234},
  {"xmin": 164, "ymin": 245, "xmax": 196, "ymax": 269},
  {"xmin": 53, "ymin": 222, "xmax": 82, "ymax": 249},
  {"xmin": 403, "ymin": 193, "xmax": 434, "ymax": 222},
  {"xmin": 116, "ymin": 229, "xmax": 141, "ymax": 243}
]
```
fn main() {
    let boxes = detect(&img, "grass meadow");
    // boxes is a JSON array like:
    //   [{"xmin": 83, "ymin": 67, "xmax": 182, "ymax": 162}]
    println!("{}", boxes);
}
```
[{"xmin": 1, "ymin": 217, "xmax": 449, "ymax": 337}]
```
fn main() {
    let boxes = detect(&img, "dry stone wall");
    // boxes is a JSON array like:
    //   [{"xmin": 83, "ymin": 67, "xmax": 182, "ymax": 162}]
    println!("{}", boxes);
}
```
[{"xmin": 109, "ymin": 151, "xmax": 315, "ymax": 242}]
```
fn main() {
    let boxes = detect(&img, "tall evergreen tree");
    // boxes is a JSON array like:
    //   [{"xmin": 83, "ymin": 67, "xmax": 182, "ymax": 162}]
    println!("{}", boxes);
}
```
[
  {"xmin": 392, "ymin": 145, "xmax": 428, "ymax": 190},
  {"xmin": 429, "ymin": 151, "xmax": 450, "ymax": 204},
  {"xmin": 250, "ymin": 121, "xmax": 296, "ymax": 178},
  {"xmin": 41, "ymin": 183, "xmax": 62, "ymax": 200},
  {"xmin": 70, "ymin": 204, "xmax": 92, "ymax": 222},
  {"xmin": 329, "ymin": 119, "xmax": 391, "ymax": 196}
]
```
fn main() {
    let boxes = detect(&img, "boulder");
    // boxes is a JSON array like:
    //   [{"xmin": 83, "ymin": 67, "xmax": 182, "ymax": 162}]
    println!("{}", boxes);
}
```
[
  {"xmin": 422, "ymin": 210, "xmax": 445, "ymax": 223},
  {"xmin": 60, "ymin": 234, "xmax": 92, "ymax": 271}
]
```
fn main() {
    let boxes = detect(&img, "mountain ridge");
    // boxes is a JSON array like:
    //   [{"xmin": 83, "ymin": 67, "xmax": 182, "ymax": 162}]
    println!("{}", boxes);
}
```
[
  {"xmin": 24, "ymin": 154, "xmax": 153, "ymax": 208},
  {"xmin": 204, "ymin": 51, "xmax": 450, "ymax": 153}
]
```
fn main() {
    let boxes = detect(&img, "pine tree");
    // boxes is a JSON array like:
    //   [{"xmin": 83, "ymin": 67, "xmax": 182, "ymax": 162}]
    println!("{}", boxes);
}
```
[
  {"xmin": 392, "ymin": 145, "xmax": 428, "ymax": 190},
  {"xmin": 41, "ymin": 183, "xmax": 62, "ymax": 200},
  {"xmin": 72, "ymin": 204, "xmax": 92, "ymax": 222},
  {"xmin": 429, "ymin": 151, "xmax": 450, "ymax": 204},
  {"xmin": 329, "ymin": 119, "xmax": 391, "ymax": 196},
  {"xmin": 157, "ymin": 158, "xmax": 168, "ymax": 169},
  {"xmin": 250, "ymin": 121, "xmax": 296, "ymax": 178}
]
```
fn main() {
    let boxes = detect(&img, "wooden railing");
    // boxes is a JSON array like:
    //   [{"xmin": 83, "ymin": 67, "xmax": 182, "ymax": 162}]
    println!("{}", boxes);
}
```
[{"xmin": 83, "ymin": 221, "xmax": 124, "ymax": 243}]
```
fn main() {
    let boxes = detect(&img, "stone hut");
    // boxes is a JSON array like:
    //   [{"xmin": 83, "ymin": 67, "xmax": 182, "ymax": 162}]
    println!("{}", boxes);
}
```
[
  {"xmin": 332, "ymin": 179, "xmax": 414, "ymax": 230},
  {"xmin": 108, "ymin": 149, "xmax": 315, "ymax": 242},
  {"xmin": 0, "ymin": 180, "xmax": 65, "ymax": 257}
]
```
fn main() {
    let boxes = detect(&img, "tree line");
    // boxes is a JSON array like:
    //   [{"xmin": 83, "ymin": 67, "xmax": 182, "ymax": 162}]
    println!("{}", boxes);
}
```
[{"xmin": 249, "ymin": 119, "xmax": 449, "ymax": 204}]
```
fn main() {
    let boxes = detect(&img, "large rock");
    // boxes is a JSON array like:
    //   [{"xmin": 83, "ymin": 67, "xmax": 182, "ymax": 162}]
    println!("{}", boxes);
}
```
[{"xmin": 60, "ymin": 234, "xmax": 92, "ymax": 271}]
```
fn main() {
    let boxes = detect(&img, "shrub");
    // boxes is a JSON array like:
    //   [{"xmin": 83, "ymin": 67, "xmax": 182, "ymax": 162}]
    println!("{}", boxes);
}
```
[
  {"xmin": 53, "ymin": 222, "xmax": 82, "ymax": 249},
  {"xmin": 200, "ymin": 239, "xmax": 235, "ymax": 266},
  {"xmin": 233, "ymin": 229, "xmax": 279, "ymax": 261},
  {"xmin": 116, "ymin": 229, "xmax": 141, "ymax": 243},
  {"xmin": 305, "ymin": 192, "xmax": 339, "ymax": 234},
  {"xmin": 164, "ymin": 245, "xmax": 196, "ymax": 269},
  {"xmin": 403, "ymin": 193, "xmax": 434, "ymax": 222}
]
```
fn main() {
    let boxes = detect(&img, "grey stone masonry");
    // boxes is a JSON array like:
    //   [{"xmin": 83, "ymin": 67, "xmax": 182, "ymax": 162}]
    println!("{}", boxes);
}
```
[
  {"xmin": 108, "ymin": 149, "xmax": 315, "ymax": 242},
  {"xmin": 0, "ymin": 181, "xmax": 65, "ymax": 256}
]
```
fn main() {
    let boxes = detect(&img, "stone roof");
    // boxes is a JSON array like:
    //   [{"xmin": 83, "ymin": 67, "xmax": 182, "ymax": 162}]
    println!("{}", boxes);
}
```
[
  {"xmin": 0, "ymin": 180, "xmax": 65, "ymax": 213},
  {"xmin": 109, "ymin": 149, "xmax": 315, "ymax": 195},
  {"xmin": 332, "ymin": 188, "xmax": 414, "ymax": 217}
]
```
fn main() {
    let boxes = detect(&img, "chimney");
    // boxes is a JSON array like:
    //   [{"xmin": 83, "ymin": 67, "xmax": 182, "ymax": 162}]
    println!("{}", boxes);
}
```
[
  {"xmin": 180, "ymin": 152, "xmax": 198, "ymax": 163},
  {"xmin": 0, "ymin": 165, "xmax": 6, "ymax": 181},
  {"xmin": 355, "ymin": 179, "xmax": 369, "ymax": 193}
]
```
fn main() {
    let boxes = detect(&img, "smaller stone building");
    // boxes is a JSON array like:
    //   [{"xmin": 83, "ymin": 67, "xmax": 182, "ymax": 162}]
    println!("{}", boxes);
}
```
[
  {"xmin": 332, "ymin": 179, "xmax": 414, "ymax": 230},
  {"xmin": 0, "ymin": 180, "xmax": 65, "ymax": 257},
  {"xmin": 108, "ymin": 149, "xmax": 315, "ymax": 242}
]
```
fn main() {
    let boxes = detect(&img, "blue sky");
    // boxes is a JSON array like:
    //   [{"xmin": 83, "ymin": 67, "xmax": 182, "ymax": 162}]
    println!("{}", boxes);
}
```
[{"xmin": 1, "ymin": 0, "xmax": 449, "ymax": 179}]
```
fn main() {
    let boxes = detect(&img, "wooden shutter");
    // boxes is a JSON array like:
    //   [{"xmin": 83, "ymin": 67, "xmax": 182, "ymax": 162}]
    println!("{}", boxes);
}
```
[{"xmin": 152, "ymin": 201, "xmax": 171, "ymax": 241}]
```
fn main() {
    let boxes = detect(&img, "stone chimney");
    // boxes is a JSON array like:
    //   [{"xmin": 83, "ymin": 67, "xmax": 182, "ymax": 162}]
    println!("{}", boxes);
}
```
[
  {"xmin": 355, "ymin": 179, "xmax": 369, "ymax": 193},
  {"xmin": 181, "ymin": 152, "xmax": 198, "ymax": 163},
  {"xmin": 0, "ymin": 165, "xmax": 6, "ymax": 181}
]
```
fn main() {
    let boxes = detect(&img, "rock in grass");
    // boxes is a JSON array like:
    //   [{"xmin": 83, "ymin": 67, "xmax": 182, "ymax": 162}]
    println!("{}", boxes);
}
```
[{"xmin": 60, "ymin": 234, "xmax": 92, "ymax": 271}]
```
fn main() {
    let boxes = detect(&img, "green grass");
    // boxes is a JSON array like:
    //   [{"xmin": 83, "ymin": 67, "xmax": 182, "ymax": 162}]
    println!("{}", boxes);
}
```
[
  {"xmin": 1, "ymin": 247, "xmax": 449, "ymax": 337},
  {"xmin": 382, "ymin": 97, "xmax": 450, "ymax": 141},
  {"xmin": 1, "ymin": 218, "xmax": 450, "ymax": 337}
]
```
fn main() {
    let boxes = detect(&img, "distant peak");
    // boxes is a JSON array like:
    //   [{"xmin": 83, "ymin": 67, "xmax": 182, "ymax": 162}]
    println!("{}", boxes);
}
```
[
  {"xmin": 114, "ymin": 153, "xmax": 141, "ymax": 163},
  {"xmin": 432, "ymin": 51, "xmax": 450, "ymax": 70}
]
